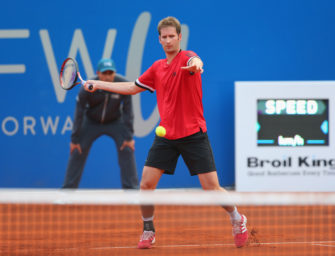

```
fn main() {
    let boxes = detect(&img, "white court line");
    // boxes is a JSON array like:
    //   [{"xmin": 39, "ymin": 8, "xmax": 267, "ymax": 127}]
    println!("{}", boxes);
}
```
[
  {"xmin": 92, "ymin": 243, "xmax": 235, "ymax": 249},
  {"xmin": 92, "ymin": 240, "xmax": 335, "ymax": 250},
  {"xmin": 3, "ymin": 240, "xmax": 333, "ymax": 253},
  {"xmin": 257, "ymin": 241, "xmax": 335, "ymax": 246},
  {"xmin": 312, "ymin": 243, "xmax": 335, "ymax": 248}
]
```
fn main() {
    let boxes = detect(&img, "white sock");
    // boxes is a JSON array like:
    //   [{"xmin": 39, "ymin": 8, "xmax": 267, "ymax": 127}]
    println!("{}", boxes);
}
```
[
  {"xmin": 142, "ymin": 216, "xmax": 154, "ymax": 222},
  {"xmin": 228, "ymin": 207, "xmax": 241, "ymax": 223}
]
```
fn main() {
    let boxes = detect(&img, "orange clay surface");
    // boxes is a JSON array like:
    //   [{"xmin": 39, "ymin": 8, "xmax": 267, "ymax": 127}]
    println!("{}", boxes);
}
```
[{"xmin": 0, "ymin": 204, "xmax": 334, "ymax": 256}]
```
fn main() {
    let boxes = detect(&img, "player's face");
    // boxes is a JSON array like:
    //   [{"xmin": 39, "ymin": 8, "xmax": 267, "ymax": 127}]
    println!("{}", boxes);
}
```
[
  {"xmin": 159, "ymin": 26, "xmax": 181, "ymax": 54},
  {"xmin": 97, "ymin": 70, "xmax": 115, "ymax": 82}
]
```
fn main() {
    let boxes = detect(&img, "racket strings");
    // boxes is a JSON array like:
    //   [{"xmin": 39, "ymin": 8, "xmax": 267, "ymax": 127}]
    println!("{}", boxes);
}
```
[{"xmin": 60, "ymin": 59, "xmax": 78, "ymax": 89}]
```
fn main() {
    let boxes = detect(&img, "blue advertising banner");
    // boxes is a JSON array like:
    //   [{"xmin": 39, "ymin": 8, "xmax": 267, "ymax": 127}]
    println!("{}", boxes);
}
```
[{"xmin": 1, "ymin": 0, "xmax": 334, "ymax": 188}]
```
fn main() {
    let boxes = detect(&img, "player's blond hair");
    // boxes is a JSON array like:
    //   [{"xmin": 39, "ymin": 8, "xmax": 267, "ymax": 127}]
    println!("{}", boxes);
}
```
[{"xmin": 157, "ymin": 16, "xmax": 181, "ymax": 35}]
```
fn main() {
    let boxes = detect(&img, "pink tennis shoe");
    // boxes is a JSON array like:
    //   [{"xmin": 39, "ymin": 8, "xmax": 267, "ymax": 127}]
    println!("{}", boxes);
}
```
[
  {"xmin": 232, "ymin": 214, "xmax": 248, "ymax": 247},
  {"xmin": 138, "ymin": 230, "xmax": 156, "ymax": 249},
  {"xmin": 137, "ymin": 215, "xmax": 248, "ymax": 249}
]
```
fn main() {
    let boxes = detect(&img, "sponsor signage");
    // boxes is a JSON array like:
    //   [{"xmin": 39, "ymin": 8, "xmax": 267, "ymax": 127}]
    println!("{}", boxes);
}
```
[{"xmin": 235, "ymin": 81, "xmax": 335, "ymax": 191}]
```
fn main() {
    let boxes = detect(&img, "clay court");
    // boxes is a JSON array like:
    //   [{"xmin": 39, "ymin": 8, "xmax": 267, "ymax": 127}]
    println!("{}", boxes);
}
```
[{"xmin": 1, "ymin": 203, "xmax": 334, "ymax": 256}]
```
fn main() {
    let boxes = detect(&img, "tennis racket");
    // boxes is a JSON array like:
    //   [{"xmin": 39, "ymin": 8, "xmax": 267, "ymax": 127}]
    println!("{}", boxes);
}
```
[{"xmin": 59, "ymin": 57, "xmax": 93, "ymax": 90}]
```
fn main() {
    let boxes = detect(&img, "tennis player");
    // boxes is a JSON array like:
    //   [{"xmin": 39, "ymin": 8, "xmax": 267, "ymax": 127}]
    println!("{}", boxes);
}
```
[{"xmin": 84, "ymin": 16, "xmax": 248, "ymax": 249}]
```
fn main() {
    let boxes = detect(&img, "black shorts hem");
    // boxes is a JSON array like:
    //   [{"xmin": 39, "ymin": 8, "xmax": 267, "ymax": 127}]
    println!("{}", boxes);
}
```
[
  {"xmin": 144, "ymin": 163, "xmax": 175, "ymax": 175},
  {"xmin": 190, "ymin": 169, "xmax": 216, "ymax": 176}
]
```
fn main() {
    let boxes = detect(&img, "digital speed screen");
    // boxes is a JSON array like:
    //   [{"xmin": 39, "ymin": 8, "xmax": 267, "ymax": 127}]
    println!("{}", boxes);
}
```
[{"xmin": 257, "ymin": 99, "xmax": 329, "ymax": 146}]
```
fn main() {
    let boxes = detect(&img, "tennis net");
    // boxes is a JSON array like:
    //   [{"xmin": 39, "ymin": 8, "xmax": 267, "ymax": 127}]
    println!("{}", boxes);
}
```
[{"xmin": 0, "ymin": 189, "xmax": 334, "ymax": 256}]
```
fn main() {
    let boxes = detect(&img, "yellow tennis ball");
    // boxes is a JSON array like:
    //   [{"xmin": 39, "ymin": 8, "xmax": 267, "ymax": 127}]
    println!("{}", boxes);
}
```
[{"xmin": 155, "ymin": 126, "xmax": 166, "ymax": 137}]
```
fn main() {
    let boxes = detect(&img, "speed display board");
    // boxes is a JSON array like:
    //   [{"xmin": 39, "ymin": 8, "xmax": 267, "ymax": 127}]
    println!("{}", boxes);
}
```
[
  {"xmin": 257, "ymin": 99, "xmax": 328, "ymax": 146},
  {"xmin": 235, "ymin": 81, "xmax": 335, "ymax": 192}
]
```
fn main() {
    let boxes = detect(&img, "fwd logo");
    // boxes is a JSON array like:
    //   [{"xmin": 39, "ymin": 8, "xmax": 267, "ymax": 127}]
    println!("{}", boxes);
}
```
[{"xmin": 0, "ymin": 12, "xmax": 189, "ymax": 137}]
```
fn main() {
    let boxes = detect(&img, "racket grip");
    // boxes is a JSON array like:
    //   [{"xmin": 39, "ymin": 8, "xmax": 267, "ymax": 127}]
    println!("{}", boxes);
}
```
[{"xmin": 88, "ymin": 84, "xmax": 93, "ymax": 90}]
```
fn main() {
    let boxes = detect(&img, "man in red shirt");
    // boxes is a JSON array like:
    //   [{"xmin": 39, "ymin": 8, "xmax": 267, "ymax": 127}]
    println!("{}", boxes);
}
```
[
  {"xmin": 135, "ymin": 49, "xmax": 206, "ymax": 139},
  {"xmin": 84, "ymin": 16, "xmax": 248, "ymax": 249}
]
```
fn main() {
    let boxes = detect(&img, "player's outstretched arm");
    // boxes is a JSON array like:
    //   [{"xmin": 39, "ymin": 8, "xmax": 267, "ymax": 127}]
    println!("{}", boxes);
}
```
[
  {"xmin": 181, "ymin": 57, "xmax": 204, "ymax": 74},
  {"xmin": 83, "ymin": 80, "xmax": 145, "ymax": 95}
]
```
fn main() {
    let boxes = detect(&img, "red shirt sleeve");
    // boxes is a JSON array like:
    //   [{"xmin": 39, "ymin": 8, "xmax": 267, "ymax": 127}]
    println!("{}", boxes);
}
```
[
  {"xmin": 183, "ymin": 51, "xmax": 199, "ymax": 66},
  {"xmin": 135, "ymin": 62, "xmax": 157, "ymax": 92}
]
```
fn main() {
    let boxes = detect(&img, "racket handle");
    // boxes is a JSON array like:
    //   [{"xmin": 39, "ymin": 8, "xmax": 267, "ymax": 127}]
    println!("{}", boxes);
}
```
[{"xmin": 81, "ymin": 80, "xmax": 93, "ymax": 91}]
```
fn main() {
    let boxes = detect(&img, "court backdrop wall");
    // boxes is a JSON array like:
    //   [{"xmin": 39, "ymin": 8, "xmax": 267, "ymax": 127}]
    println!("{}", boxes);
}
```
[{"xmin": 0, "ymin": 0, "xmax": 334, "ymax": 188}]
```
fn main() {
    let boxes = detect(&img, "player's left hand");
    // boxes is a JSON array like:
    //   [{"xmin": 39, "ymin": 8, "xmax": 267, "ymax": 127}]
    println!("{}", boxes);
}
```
[
  {"xmin": 120, "ymin": 139, "xmax": 135, "ymax": 151},
  {"xmin": 181, "ymin": 63, "xmax": 204, "ymax": 74},
  {"xmin": 181, "ymin": 56, "xmax": 204, "ymax": 73}
]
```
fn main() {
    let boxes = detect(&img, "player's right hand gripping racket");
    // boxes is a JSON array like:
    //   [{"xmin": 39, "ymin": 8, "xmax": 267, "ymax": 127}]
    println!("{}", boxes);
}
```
[{"xmin": 59, "ymin": 57, "xmax": 93, "ymax": 90}]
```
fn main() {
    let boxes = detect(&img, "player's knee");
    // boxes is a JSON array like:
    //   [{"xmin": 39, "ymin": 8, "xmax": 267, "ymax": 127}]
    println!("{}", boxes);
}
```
[{"xmin": 140, "ymin": 180, "xmax": 156, "ymax": 190}]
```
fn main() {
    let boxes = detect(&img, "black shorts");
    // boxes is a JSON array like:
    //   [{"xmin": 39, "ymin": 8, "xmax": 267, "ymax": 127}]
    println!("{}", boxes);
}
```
[{"xmin": 145, "ymin": 130, "xmax": 217, "ymax": 176}]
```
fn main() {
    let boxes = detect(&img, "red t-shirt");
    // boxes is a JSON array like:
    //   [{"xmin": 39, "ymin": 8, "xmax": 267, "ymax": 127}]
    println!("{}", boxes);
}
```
[{"xmin": 135, "ymin": 50, "xmax": 207, "ymax": 140}]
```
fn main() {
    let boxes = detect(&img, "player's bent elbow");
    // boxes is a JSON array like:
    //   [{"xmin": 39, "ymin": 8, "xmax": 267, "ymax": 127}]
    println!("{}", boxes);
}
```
[{"xmin": 128, "ymin": 83, "xmax": 145, "ymax": 95}]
